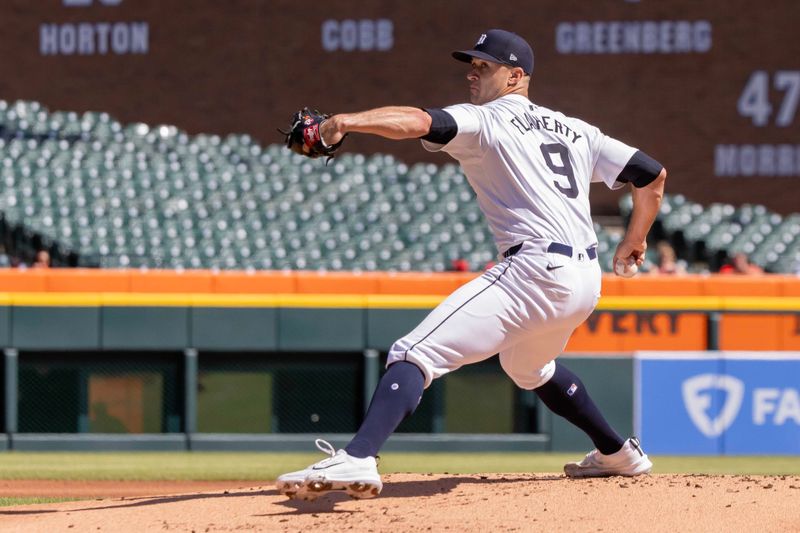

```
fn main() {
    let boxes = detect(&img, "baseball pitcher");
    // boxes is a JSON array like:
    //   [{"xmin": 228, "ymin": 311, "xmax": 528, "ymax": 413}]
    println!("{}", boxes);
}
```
[{"xmin": 278, "ymin": 29, "xmax": 666, "ymax": 500}]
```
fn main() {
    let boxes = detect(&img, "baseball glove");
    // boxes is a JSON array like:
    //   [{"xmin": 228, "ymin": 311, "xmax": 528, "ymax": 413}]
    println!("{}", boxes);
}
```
[{"xmin": 279, "ymin": 107, "xmax": 345, "ymax": 162}]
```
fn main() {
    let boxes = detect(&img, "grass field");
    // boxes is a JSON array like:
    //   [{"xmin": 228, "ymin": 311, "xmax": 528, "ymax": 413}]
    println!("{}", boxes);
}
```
[
  {"xmin": 0, "ymin": 497, "xmax": 76, "ymax": 506},
  {"xmin": 0, "ymin": 452, "xmax": 797, "ymax": 481}
]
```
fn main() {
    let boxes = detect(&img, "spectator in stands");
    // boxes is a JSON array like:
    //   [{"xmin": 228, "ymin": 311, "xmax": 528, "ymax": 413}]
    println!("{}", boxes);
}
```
[
  {"xmin": 650, "ymin": 241, "xmax": 686, "ymax": 275},
  {"xmin": 32, "ymin": 249, "xmax": 51, "ymax": 269},
  {"xmin": 0, "ymin": 245, "xmax": 10, "ymax": 268},
  {"xmin": 719, "ymin": 252, "xmax": 764, "ymax": 275},
  {"xmin": 449, "ymin": 258, "xmax": 470, "ymax": 272}
]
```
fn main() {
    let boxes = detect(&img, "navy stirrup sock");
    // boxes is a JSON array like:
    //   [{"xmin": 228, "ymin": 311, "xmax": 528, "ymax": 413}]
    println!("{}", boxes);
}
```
[
  {"xmin": 535, "ymin": 361, "xmax": 624, "ymax": 455},
  {"xmin": 345, "ymin": 361, "xmax": 425, "ymax": 459}
]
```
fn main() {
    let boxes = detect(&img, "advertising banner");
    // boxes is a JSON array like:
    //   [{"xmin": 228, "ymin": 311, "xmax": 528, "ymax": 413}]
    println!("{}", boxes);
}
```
[{"xmin": 636, "ymin": 352, "xmax": 800, "ymax": 454}]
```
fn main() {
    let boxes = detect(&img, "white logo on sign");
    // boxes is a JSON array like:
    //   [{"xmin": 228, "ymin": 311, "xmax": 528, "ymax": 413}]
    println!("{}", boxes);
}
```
[
  {"xmin": 682, "ymin": 374, "xmax": 744, "ymax": 438},
  {"xmin": 509, "ymin": 53, "xmax": 517, "ymax": 61},
  {"xmin": 476, "ymin": 34, "xmax": 487, "ymax": 45}
]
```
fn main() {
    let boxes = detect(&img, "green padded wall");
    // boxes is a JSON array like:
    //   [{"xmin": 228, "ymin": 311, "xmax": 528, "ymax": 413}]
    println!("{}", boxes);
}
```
[
  {"xmin": 102, "ymin": 307, "xmax": 189, "ymax": 349},
  {"xmin": 0, "ymin": 307, "xmax": 10, "ymax": 347},
  {"xmin": 12, "ymin": 307, "xmax": 100, "ymax": 349},
  {"xmin": 0, "ymin": 305, "xmax": 636, "ymax": 451},
  {"xmin": 191, "ymin": 308, "xmax": 277, "ymax": 350},
  {"xmin": 278, "ymin": 308, "xmax": 363, "ymax": 351}
]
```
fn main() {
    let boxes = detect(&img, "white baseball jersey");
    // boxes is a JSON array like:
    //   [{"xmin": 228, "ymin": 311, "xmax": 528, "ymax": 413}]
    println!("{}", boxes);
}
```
[
  {"xmin": 387, "ymin": 94, "xmax": 638, "ymax": 390},
  {"xmin": 422, "ymin": 94, "xmax": 636, "ymax": 253}
]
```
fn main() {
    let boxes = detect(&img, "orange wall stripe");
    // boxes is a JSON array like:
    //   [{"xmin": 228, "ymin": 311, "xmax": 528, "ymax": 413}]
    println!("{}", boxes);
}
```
[{"xmin": 0, "ymin": 270, "xmax": 798, "ymax": 296}]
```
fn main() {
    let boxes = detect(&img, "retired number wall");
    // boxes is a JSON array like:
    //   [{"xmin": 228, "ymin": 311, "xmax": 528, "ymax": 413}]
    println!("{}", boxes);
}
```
[{"xmin": 0, "ymin": 0, "xmax": 797, "ymax": 214}]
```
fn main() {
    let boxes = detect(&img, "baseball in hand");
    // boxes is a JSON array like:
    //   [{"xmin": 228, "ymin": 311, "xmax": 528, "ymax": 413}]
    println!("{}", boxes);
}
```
[{"xmin": 614, "ymin": 257, "xmax": 639, "ymax": 278}]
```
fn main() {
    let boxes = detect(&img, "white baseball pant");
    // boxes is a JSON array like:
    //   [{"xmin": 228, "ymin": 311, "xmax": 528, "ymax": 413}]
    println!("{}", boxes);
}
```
[{"xmin": 387, "ymin": 239, "xmax": 601, "ymax": 389}]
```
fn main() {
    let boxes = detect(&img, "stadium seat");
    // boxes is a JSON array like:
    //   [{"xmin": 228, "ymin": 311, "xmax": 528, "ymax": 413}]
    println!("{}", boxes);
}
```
[{"xmin": 1, "ymin": 100, "xmax": 797, "ymax": 272}]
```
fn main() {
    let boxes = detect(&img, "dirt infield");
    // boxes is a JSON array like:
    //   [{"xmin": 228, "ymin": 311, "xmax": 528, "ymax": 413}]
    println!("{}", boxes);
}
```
[{"xmin": 1, "ymin": 474, "xmax": 798, "ymax": 532}]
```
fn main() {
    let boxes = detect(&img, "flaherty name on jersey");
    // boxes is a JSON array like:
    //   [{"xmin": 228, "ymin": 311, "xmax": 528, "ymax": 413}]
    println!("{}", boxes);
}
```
[{"xmin": 509, "ymin": 108, "xmax": 582, "ymax": 144}]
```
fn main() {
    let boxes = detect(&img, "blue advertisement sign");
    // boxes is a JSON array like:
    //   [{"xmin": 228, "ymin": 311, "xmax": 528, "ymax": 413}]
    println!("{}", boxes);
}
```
[{"xmin": 636, "ymin": 352, "xmax": 800, "ymax": 455}]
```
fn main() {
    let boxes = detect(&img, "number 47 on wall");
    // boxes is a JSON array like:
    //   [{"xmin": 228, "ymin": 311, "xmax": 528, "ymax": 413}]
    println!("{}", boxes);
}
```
[{"xmin": 737, "ymin": 71, "xmax": 800, "ymax": 127}]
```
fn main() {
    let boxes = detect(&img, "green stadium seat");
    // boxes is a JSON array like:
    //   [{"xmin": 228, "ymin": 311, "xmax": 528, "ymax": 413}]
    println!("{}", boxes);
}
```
[{"xmin": 2, "ymin": 100, "xmax": 797, "ymax": 273}]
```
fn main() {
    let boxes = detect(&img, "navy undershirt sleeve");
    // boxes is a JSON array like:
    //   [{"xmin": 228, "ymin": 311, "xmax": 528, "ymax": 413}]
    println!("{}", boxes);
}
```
[
  {"xmin": 420, "ymin": 108, "xmax": 457, "ymax": 144},
  {"xmin": 616, "ymin": 150, "xmax": 663, "ymax": 188}
]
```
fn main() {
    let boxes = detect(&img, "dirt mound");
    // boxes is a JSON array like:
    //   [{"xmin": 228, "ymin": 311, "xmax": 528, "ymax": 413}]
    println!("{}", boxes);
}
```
[{"xmin": 1, "ymin": 473, "xmax": 798, "ymax": 532}]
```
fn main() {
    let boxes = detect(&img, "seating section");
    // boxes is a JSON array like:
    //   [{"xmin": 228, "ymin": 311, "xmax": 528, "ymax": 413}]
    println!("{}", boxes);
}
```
[
  {"xmin": 1, "ymin": 99, "xmax": 796, "ymax": 273},
  {"xmin": 619, "ymin": 193, "xmax": 800, "ymax": 273}
]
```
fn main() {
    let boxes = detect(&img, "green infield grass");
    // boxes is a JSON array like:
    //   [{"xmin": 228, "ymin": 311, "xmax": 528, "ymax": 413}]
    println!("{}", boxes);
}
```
[
  {"xmin": 0, "ymin": 452, "xmax": 797, "ymax": 481},
  {"xmin": 0, "ymin": 497, "xmax": 78, "ymax": 507}
]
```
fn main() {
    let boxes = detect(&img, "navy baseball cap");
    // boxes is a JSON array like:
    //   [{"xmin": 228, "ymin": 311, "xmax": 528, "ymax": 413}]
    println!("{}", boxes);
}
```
[{"xmin": 452, "ymin": 29, "xmax": 534, "ymax": 75}]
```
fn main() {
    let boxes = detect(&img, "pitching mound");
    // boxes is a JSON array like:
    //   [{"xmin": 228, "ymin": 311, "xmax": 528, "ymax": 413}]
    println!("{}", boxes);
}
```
[{"xmin": 0, "ymin": 473, "xmax": 798, "ymax": 532}]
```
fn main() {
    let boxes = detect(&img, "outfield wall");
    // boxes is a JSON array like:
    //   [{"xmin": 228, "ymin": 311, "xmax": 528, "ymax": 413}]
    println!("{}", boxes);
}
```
[
  {"xmin": 0, "ymin": 269, "xmax": 798, "ymax": 351},
  {"xmin": 0, "ymin": 270, "xmax": 797, "ymax": 452}
]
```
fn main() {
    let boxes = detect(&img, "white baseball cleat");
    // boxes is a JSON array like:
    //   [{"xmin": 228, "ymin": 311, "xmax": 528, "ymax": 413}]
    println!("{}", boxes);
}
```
[
  {"xmin": 276, "ymin": 439, "xmax": 382, "ymax": 500},
  {"xmin": 564, "ymin": 437, "xmax": 653, "ymax": 478}
]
